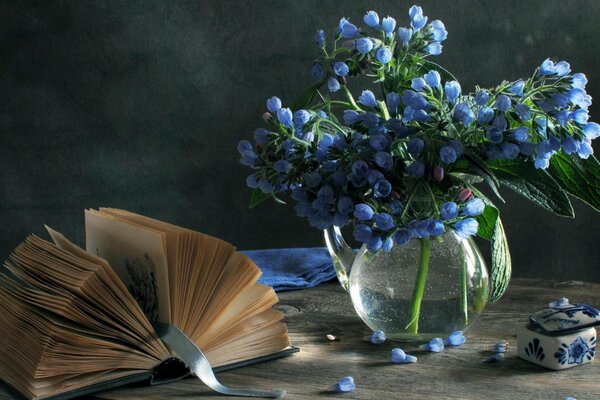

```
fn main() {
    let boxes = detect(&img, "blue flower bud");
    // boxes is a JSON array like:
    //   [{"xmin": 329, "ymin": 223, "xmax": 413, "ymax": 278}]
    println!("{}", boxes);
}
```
[
  {"xmin": 272, "ymin": 159, "xmax": 291, "ymax": 173},
  {"xmin": 440, "ymin": 202, "xmax": 458, "ymax": 220},
  {"xmin": 555, "ymin": 61, "xmax": 571, "ymax": 76},
  {"xmin": 454, "ymin": 102, "xmax": 475, "ymax": 126},
  {"xmin": 584, "ymin": 122, "xmax": 600, "ymax": 139},
  {"xmin": 463, "ymin": 198, "xmax": 485, "ymax": 217},
  {"xmin": 509, "ymin": 80, "xmax": 525, "ymax": 97},
  {"xmin": 500, "ymin": 143, "xmax": 520, "ymax": 159},
  {"xmin": 333, "ymin": 61, "xmax": 349, "ymax": 77},
  {"xmin": 562, "ymin": 136, "xmax": 580, "ymax": 155},
  {"xmin": 453, "ymin": 218, "xmax": 479, "ymax": 239},
  {"xmin": 477, "ymin": 106, "xmax": 494, "ymax": 124},
  {"xmin": 368, "ymin": 169, "xmax": 384, "ymax": 185},
  {"xmin": 376, "ymin": 47, "xmax": 392, "ymax": 64},
  {"xmin": 430, "ymin": 20, "xmax": 447, "ymax": 41},
  {"xmin": 354, "ymin": 203, "xmax": 375, "ymax": 220},
  {"xmin": 370, "ymin": 330, "xmax": 386, "ymax": 344},
  {"xmin": 266, "ymin": 96, "xmax": 282, "ymax": 113},
  {"xmin": 397, "ymin": 27, "xmax": 413, "ymax": 47},
  {"xmin": 363, "ymin": 10, "xmax": 380, "ymax": 28},
  {"xmin": 352, "ymin": 160, "xmax": 369, "ymax": 177},
  {"xmin": 492, "ymin": 114, "xmax": 507, "ymax": 131},
  {"xmin": 362, "ymin": 112, "xmax": 380, "ymax": 127},
  {"xmin": 355, "ymin": 37, "xmax": 374, "ymax": 54},
  {"xmin": 259, "ymin": 179, "xmax": 274, "ymax": 193},
  {"xmin": 409, "ymin": 5, "xmax": 428, "ymax": 31},
  {"xmin": 393, "ymin": 228, "xmax": 411, "ymax": 245},
  {"xmin": 386, "ymin": 92, "xmax": 401, "ymax": 114},
  {"xmin": 539, "ymin": 58, "xmax": 556, "ymax": 76},
  {"xmin": 373, "ymin": 179, "xmax": 392, "ymax": 197},
  {"xmin": 391, "ymin": 348, "xmax": 406, "ymax": 363},
  {"xmin": 510, "ymin": 127, "xmax": 529, "ymax": 142},
  {"xmin": 408, "ymin": 160, "xmax": 425, "ymax": 179},
  {"xmin": 411, "ymin": 77, "xmax": 427, "ymax": 91},
  {"xmin": 439, "ymin": 146, "xmax": 457, "ymax": 164},
  {"xmin": 445, "ymin": 331, "xmax": 466, "ymax": 346},
  {"xmin": 339, "ymin": 18, "xmax": 359, "ymax": 38},
  {"xmin": 485, "ymin": 126, "xmax": 503, "ymax": 144},
  {"xmin": 425, "ymin": 42, "xmax": 442, "ymax": 55},
  {"xmin": 515, "ymin": 103, "xmax": 531, "ymax": 120},
  {"xmin": 449, "ymin": 140, "xmax": 464, "ymax": 157},
  {"xmin": 474, "ymin": 90, "xmax": 490, "ymax": 106},
  {"xmin": 358, "ymin": 90, "xmax": 377, "ymax": 108},
  {"xmin": 572, "ymin": 109, "xmax": 589, "ymax": 125},
  {"xmin": 327, "ymin": 76, "xmax": 341, "ymax": 93},
  {"xmin": 317, "ymin": 185, "xmax": 335, "ymax": 204},
  {"xmin": 337, "ymin": 196, "xmax": 354, "ymax": 215},
  {"xmin": 420, "ymin": 337, "xmax": 444, "ymax": 352},
  {"xmin": 333, "ymin": 212, "xmax": 349, "ymax": 227},
  {"xmin": 237, "ymin": 139, "xmax": 253, "ymax": 155},
  {"xmin": 343, "ymin": 110, "xmax": 362, "ymax": 125},
  {"xmin": 428, "ymin": 220, "xmax": 445, "ymax": 236},
  {"xmin": 520, "ymin": 141, "xmax": 535, "ymax": 156},
  {"xmin": 315, "ymin": 29, "xmax": 325, "ymax": 46},
  {"xmin": 424, "ymin": 70, "xmax": 441, "ymax": 88},
  {"xmin": 382, "ymin": 237, "xmax": 393, "ymax": 252},
  {"xmin": 388, "ymin": 200, "xmax": 403, "ymax": 215},
  {"xmin": 577, "ymin": 138, "xmax": 594, "ymax": 159},
  {"xmin": 246, "ymin": 175, "xmax": 260, "ymax": 189},
  {"xmin": 381, "ymin": 16, "xmax": 396, "ymax": 36},
  {"xmin": 444, "ymin": 81, "xmax": 461, "ymax": 103},
  {"xmin": 253, "ymin": 128, "xmax": 270, "ymax": 144},
  {"xmin": 304, "ymin": 171, "xmax": 322, "ymax": 188},
  {"xmin": 408, "ymin": 138, "xmax": 425, "ymax": 156},
  {"xmin": 571, "ymin": 73, "xmax": 588, "ymax": 89},
  {"xmin": 375, "ymin": 213, "xmax": 395, "ymax": 231},
  {"xmin": 331, "ymin": 376, "xmax": 355, "ymax": 393},
  {"xmin": 413, "ymin": 109, "xmax": 429, "ymax": 122},
  {"xmin": 311, "ymin": 62, "xmax": 325, "ymax": 80},
  {"xmin": 366, "ymin": 235, "xmax": 383, "ymax": 251},
  {"xmin": 294, "ymin": 110, "xmax": 311, "ymax": 128},
  {"xmin": 276, "ymin": 107, "xmax": 293, "ymax": 129},
  {"xmin": 494, "ymin": 95, "xmax": 511, "ymax": 111},
  {"xmin": 353, "ymin": 224, "xmax": 372, "ymax": 242},
  {"xmin": 369, "ymin": 134, "xmax": 389, "ymax": 151},
  {"xmin": 402, "ymin": 90, "xmax": 429, "ymax": 110},
  {"xmin": 374, "ymin": 151, "xmax": 393, "ymax": 171}
]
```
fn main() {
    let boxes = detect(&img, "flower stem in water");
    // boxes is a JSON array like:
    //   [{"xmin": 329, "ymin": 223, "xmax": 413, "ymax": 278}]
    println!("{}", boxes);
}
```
[
  {"xmin": 460, "ymin": 252, "xmax": 469, "ymax": 325},
  {"xmin": 406, "ymin": 238, "xmax": 431, "ymax": 334}
]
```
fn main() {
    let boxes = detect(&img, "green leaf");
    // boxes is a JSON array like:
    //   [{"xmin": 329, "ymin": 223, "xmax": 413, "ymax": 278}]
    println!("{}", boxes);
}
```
[
  {"xmin": 291, "ymin": 81, "xmax": 323, "ymax": 110},
  {"xmin": 489, "ymin": 217, "xmax": 512, "ymax": 303},
  {"xmin": 249, "ymin": 189, "xmax": 287, "ymax": 209},
  {"xmin": 457, "ymin": 151, "xmax": 505, "ymax": 202},
  {"xmin": 487, "ymin": 159, "xmax": 574, "ymax": 217},
  {"xmin": 419, "ymin": 59, "xmax": 458, "ymax": 82},
  {"xmin": 548, "ymin": 152, "xmax": 600, "ymax": 212},
  {"xmin": 476, "ymin": 204, "xmax": 498, "ymax": 241}
]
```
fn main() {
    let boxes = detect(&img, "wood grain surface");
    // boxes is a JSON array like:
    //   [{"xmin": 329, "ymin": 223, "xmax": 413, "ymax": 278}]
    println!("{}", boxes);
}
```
[{"xmin": 1, "ymin": 278, "xmax": 599, "ymax": 399}]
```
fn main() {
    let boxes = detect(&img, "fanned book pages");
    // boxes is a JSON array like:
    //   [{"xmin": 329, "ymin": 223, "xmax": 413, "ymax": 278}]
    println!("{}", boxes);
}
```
[{"xmin": 0, "ymin": 209, "xmax": 295, "ymax": 400}]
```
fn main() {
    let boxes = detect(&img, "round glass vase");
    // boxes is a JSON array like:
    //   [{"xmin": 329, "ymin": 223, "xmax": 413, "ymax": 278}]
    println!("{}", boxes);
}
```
[{"xmin": 324, "ymin": 227, "xmax": 490, "ymax": 340}]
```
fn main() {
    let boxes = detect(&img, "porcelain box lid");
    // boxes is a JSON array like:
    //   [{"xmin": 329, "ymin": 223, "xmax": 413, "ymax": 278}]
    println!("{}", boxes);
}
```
[{"xmin": 529, "ymin": 298, "xmax": 600, "ymax": 335}]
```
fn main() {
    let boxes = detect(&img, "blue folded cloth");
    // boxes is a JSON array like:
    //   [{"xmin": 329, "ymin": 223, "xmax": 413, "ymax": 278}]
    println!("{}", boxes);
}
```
[{"xmin": 241, "ymin": 247, "xmax": 336, "ymax": 292}]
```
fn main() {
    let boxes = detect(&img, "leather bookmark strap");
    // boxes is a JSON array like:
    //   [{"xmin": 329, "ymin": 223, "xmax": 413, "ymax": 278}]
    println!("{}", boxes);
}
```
[{"xmin": 152, "ymin": 322, "xmax": 286, "ymax": 398}]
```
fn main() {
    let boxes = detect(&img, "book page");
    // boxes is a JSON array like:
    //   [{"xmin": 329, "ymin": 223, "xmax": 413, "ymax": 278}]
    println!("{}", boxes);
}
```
[{"xmin": 85, "ymin": 209, "xmax": 171, "ymax": 323}]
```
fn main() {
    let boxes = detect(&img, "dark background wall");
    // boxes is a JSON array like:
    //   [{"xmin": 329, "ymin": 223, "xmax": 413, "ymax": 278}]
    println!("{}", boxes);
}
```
[{"xmin": 1, "ymin": 0, "xmax": 599, "ymax": 282}]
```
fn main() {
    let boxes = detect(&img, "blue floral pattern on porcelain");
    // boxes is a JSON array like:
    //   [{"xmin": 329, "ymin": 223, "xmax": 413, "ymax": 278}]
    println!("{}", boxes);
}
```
[{"xmin": 555, "ymin": 336, "xmax": 597, "ymax": 365}]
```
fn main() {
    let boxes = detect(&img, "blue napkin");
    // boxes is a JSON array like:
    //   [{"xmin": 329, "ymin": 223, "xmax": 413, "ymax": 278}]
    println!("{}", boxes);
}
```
[{"xmin": 241, "ymin": 247, "xmax": 336, "ymax": 292}]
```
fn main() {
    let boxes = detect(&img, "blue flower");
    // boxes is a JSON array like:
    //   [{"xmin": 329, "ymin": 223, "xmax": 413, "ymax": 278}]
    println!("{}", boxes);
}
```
[
  {"xmin": 393, "ymin": 228, "xmax": 411, "ymax": 245},
  {"xmin": 428, "ymin": 220, "xmax": 445, "ymax": 236},
  {"xmin": 453, "ymin": 218, "xmax": 479, "ymax": 239},
  {"xmin": 352, "ymin": 159, "xmax": 369, "ymax": 177},
  {"xmin": 327, "ymin": 76, "xmax": 340, "ymax": 93},
  {"xmin": 368, "ymin": 169, "xmax": 384, "ymax": 185},
  {"xmin": 381, "ymin": 16, "xmax": 396, "ymax": 36},
  {"xmin": 440, "ymin": 202, "xmax": 458, "ymax": 220},
  {"xmin": 266, "ymin": 96, "xmax": 282, "ymax": 113},
  {"xmin": 454, "ymin": 102, "xmax": 475, "ymax": 125},
  {"xmin": 577, "ymin": 139, "xmax": 594, "ymax": 159},
  {"xmin": 315, "ymin": 29, "xmax": 325, "ymax": 46},
  {"xmin": 317, "ymin": 185, "xmax": 335, "ymax": 204},
  {"xmin": 259, "ymin": 179, "xmax": 274, "ymax": 193},
  {"xmin": 477, "ymin": 106, "xmax": 494, "ymax": 124},
  {"xmin": 362, "ymin": 112, "xmax": 380, "ymax": 127},
  {"xmin": 374, "ymin": 151, "xmax": 393, "ymax": 171},
  {"xmin": 515, "ymin": 103, "xmax": 531, "ymax": 120},
  {"xmin": 356, "ymin": 37, "xmax": 374, "ymax": 54},
  {"xmin": 409, "ymin": 5, "xmax": 428, "ymax": 31},
  {"xmin": 358, "ymin": 90, "xmax": 378, "ymax": 107},
  {"xmin": 425, "ymin": 42, "xmax": 442, "ymax": 55},
  {"xmin": 439, "ymin": 146, "xmax": 457, "ymax": 164},
  {"xmin": 339, "ymin": 18, "xmax": 359, "ymax": 38},
  {"xmin": 354, "ymin": 203, "xmax": 375, "ymax": 220},
  {"xmin": 276, "ymin": 107, "xmax": 293, "ymax": 129},
  {"xmin": 408, "ymin": 138, "xmax": 424, "ymax": 156},
  {"xmin": 444, "ymin": 81, "xmax": 461, "ymax": 103},
  {"xmin": 500, "ymin": 143, "xmax": 520, "ymax": 159},
  {"xmin": 376, "ymin": 47, "xmax": 392, "ymax": 64},
  {"xmin": 539, "ymin": 58, "xmax": 557, "ymax": 75},
  {"xmin": 492, "ymin": 114, "xmax": 507, "ymax": 131},
  {"xmin": 548, "ymin": 297, "xmax": 570, "ymax": 309},
  {"xmin": 571, "ymin": 73, "xmax": 588, "ymax": 89},
  {"xmin": 408, "ymin": 160, "xmax": 425, "ymax": 179},
  {"xmin": 391, "ymin": 348, "xmax": 418, "ymax": 364},
  {"xmin": 445, "ymin": 331, "xmax": 466, "ymax": 346},
  {"xmin": 311, "ymin": 62, "xmax": 325, "ymax": 80},
  {"xmin": 330, "ymin": 376, "xmax": 355, "ymax": 393},
  {"xmin": 246, "ymin": 174, "xmax": 260, "ymax": 189},
  {"xmin": 485, "ymin": 126, "xmax": 503, "ymax": 144},
  {"xmin": 397, "ymin": 27, "xmax": 413, "ymax": 47},
  {"xmin": 420, "ymin": 337, "xmax": 445, "ymax": 352},
  {"xmin": 374, "ymin": 179, "xmax": 392, "ymax": 197},
  {"xmin": 386, "ymin": 92, "xmax": 401, "ymax": 114},
  {"xmin": 462, "ymin": 198, "xmax": 485, "ymax": 217},
  {"xmin": 382, "ymin": 236, "xmax": 393, "ymax": 252},
  {"xmin": 272, "ymin": 159, "xmax": 291, "ymax": 173},
  {"xmin": 363, "ymin": 10, "xmax": 380, "ymax": 28},
  {"xmin": 584, "ymin": 122, "xmax": 600, "ymax": 139},
  {"xmin": 424, "ymin": 70, "xmax": 441, "ymax": 88},
  {"xmin": 375, "ymin": 213, "xmax": 395, "ymax": 231},
  {"xmin": 294, "ymin": 110, "xmax": 311, "ymax": 128},
  {"xmin": 369, "ymin": 134, "xmax": 389, "ymax": 151},
  {"xmin": 370, "ymin": 330, "xmax": 386, "ymax": 344},
  {"xmin": 555, "ymin": 61, "xmax": 571, "ymax": 76},
  {"xmin": 411, "ymin": 77, "xmax": 427, "ymax": 91},
  {"xmin": 474, "ymin": 90, "xmax": 490, "ymax": 106},
  {"xmin": 253, "ymin": 128, "xmax": 270, "ymax": 145},
  {"xmin": 449, "ymin": 140, "xmax": 464, "ymax": 157},
  {"xmin": 343, "ymin": 110, "xmax": 362, "ymax": 125},
  {"xmin": 494, "ymin": 95, "xmax": 511, "ymax": 111},
  {"xmin": 367, "ymin": 235, "xmax": 383, "ymax": 251},
  {"xmin": 572, "ymin": 109, "xmax": 589, "ymax": 125},
  {"xmin": 304, "ymin": 172, "xmax": 322, "ymax": 188},
  {"xmin": 353, "ymin": 224, "xmax": 373, "ymax": 242},
  {"xmin": 490, "ymin": 340, "xmax": 508, "ymax": 353},
  {"xmin": 509, "ymin": 80, "xmax": 525, "ymax": 97},
  {"xmin": 430, "ymin": 20, "xmax": 447, "ymax": 41},
  {"xmin": 333, "ymin": 61, "xmax": 349, "ymax": 77},
  {"xmin": 402, "ymin": 90, "xmax": 429, "ymax": 110},
  {"xmin": 388, "ymin": 200, "xmax": 403, "ymax": 214}
]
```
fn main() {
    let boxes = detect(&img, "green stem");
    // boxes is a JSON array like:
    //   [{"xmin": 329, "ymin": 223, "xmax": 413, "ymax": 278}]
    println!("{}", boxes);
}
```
[
  {"xmin": 341, "ymin": 86, "xmax": 361, "ymax": 111},
  {"xmin": 460, "ymin": 251, "xmax": 468, "ymax": 325},
  {"xmin": 406, "ymin": 238, "xmax": 431, "ymax": 334}
]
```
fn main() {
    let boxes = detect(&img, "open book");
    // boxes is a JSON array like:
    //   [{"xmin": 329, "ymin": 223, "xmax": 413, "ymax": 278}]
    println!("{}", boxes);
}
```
[{"xmin": 0, "ymin": 209, "xmax": 294, "ymax": 400}]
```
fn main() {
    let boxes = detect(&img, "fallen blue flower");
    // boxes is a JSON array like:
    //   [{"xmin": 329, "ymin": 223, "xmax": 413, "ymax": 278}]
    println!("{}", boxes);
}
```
[
  {"xmin": 370, "ymin": 330, "xmax": 386, "ymax": 344},
  {"xmin": 391, "ymin": 348, "xmax": 418, "ymax": 364},
  {"xmin": 490, "ymin": 340, "xmax": 509, "ymax": 353},
  {"xmin": 419, "ymin": 337, "xmax": 444, "ymax": 352},
  {"xmin": 444, "ymin": 331, "xmax": 466, "ymax": 346},
  {"xmin": 330, "ymin": 376, "xmax": 355, "ymax": 393},
  {"xmin": 482, "ymin": 353, "xmax": 504, "ymax": 363},
  {"xmin": 549, "ymin": 297, "xmax": 570, "ymax": 308}
]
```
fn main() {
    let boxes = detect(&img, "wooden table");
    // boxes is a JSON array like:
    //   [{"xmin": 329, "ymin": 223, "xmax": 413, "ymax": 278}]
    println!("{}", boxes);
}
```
[{"xmin": 2, "ymin": 278, "xmax": 599, "ymax": 399}]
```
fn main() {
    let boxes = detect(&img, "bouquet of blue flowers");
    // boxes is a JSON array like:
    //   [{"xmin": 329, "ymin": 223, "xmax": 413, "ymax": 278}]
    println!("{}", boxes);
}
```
[{"xmin": 238, "ymin": 5, "xmax": 600, "ymax": 303}]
